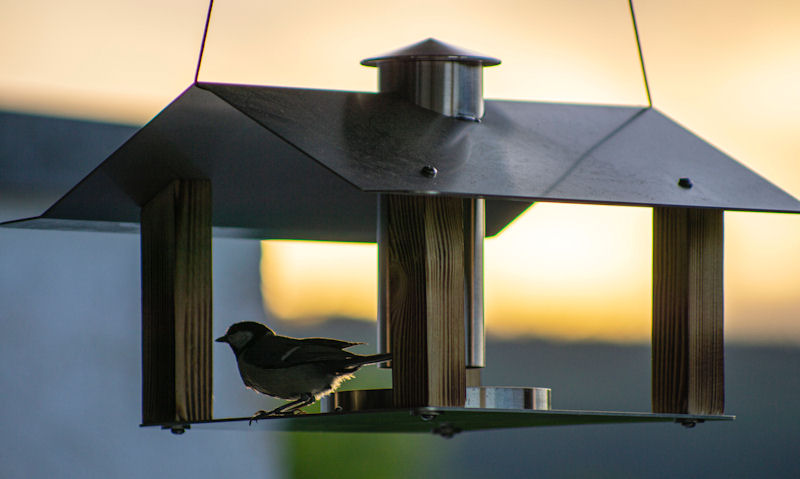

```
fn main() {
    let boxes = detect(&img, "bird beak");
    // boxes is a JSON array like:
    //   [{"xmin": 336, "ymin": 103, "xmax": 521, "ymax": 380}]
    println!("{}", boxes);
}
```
[{"xmin": 215, "ymin": 335, "xmax": 228, "ymax": 343}]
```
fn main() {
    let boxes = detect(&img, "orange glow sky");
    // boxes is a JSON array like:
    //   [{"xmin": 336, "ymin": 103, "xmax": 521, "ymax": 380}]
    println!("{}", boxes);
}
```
[{"xmin": 2, "ymin": 0, "xmax": 799, "ymax": 343}]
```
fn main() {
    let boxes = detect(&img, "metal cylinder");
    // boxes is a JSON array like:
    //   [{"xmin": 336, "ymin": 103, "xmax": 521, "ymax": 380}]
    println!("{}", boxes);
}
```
[
  {"xmin": 465, "ymin": 198, "xmax": 485, "ymax": 367},
  {"xmin": 367, "ymin": 39, "xmax": 498, "ymax": 368},
  {"xmin": 377, "ymin": 61, "xmax": 484, "ymax": 120},
  {"xmin": 376, "ymin": 194, "xmax": 390, "ymax": 363},
  {"xmin": 362, "ymin": 38, "xmax": 500, "ymax": 121}
]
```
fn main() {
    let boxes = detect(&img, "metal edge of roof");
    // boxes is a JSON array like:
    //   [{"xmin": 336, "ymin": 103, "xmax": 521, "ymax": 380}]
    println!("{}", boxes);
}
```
[{"xmin": 4, "ymin": 82, "xmax": 799, "ymax": 238}]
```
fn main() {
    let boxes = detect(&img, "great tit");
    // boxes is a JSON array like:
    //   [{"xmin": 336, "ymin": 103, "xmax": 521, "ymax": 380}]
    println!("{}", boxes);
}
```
[{"xmin": 216, "ymin": 321, "xmax": 390, "ymax": 422}]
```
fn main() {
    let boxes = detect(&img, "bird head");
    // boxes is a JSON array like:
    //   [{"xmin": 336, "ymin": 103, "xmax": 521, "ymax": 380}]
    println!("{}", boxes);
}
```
[{"xmin": 215, "ymin": 321, "xmax": 275, "ymax": 355}]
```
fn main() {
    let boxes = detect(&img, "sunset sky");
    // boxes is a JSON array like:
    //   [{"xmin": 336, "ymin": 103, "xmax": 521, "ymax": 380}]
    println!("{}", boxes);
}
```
[{"xmin": 2, "ymin": 0, "xmax": 798, "ymax": 343}]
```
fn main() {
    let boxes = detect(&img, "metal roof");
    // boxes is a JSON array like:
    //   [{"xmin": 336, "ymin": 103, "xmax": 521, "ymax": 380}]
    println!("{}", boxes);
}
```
[{"xmin": 4, "ymin": 81, "xmax": 799, "ymax": 241}]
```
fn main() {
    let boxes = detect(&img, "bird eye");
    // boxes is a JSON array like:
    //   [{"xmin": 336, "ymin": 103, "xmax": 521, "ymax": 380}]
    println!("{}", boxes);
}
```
[{"xmin": 227, "ymin": 330, "xmax": 254, "ymax": 347}]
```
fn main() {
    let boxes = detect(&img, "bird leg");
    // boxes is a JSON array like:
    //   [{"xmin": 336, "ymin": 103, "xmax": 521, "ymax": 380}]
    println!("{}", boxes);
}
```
[
  {"xmin": 249, "ymin": 393, "xmax": 315, "ymax": 425},
  {"xmin": 281, "ymin": 393, "xmax": 316, "ymax": 414}
]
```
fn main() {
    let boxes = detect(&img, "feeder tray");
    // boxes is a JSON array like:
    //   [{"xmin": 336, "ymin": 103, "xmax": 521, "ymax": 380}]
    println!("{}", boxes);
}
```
[{"xmin": 153, "ymin": 408, "xmax": 735, "ymax": 437}]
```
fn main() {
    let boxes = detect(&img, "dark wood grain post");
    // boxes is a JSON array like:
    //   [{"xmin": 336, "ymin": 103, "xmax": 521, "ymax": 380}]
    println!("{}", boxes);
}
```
[
  {"xmin": 383, "ymin": 194, "xmax": 467, "ymax": 408},
  {"xmin": 141, "ymin": 179, "xmax": 212, "ymax": 425},
  {"xmin": 652, "ymin": 207, "xmax": 724, "ymax": 414}
]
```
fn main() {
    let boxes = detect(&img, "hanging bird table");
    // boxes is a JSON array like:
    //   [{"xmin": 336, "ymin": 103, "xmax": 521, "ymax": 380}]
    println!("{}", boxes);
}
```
[{"xmin": 4, "ymin": 5, "xmax": 800, "ymax": 437}]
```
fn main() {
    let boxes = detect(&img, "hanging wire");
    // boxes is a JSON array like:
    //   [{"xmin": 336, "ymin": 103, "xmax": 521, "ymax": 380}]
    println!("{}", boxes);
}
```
[
  {"xmin": 194, "ymin": 0, "xmax": 215, "ymax": 83},
  {"xmin": 628, "ymin": 0, "xmax": 652, "ymax": 107}
]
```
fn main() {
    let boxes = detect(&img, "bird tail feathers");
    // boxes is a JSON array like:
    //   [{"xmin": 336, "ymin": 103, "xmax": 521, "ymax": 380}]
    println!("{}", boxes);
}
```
[{"xmin": 349, "ymin": 352, "xmax": 391, "ymax": 366}]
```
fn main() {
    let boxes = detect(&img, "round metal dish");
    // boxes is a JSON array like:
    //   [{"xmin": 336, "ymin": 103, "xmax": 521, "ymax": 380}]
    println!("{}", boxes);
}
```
[
  {"xmin": 466, "ymin": 386, "xmax": 551, "ymax": 410},
  {"xmin": 320, "ymin": 388, "xmax": 393, "ymax": 413}
]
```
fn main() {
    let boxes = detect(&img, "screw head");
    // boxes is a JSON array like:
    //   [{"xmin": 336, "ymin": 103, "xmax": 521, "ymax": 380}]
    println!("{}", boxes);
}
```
[
  {"xmin": 678, "ymin": 177, "xmax": 693, "ymax": 189},
  {"xmin": 433, "ymin": 423, "xmax": 461, "ymax": 438},
  {"xmin": 417, "ymin": 411, "xmax": 440, "ymax": 422},
  {"xmin": 455, "ymin": 114, "xmax": 481, "ymax": 123},
  {"xmin": 420, "ymin": 165, "xmax": 438, "ymax": 178}
]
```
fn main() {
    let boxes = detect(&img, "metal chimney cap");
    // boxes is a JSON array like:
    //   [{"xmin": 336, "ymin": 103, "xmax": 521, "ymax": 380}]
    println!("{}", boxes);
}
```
[{"xmin": 361, "ymin": 38, "xmax": 501, "ymax": 67}]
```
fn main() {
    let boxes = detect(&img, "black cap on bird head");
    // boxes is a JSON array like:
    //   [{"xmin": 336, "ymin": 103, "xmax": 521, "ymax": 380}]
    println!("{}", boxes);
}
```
[{"xmin": 215, "ymin": 321, "xmax": 275, "ymax": 352}]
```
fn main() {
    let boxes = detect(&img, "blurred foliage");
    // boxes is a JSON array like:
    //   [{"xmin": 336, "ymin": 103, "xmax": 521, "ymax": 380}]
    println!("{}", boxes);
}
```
[
  {"xmin": 283, "ymin": 364, "xmax": 449, "ymax": 478},
  {"xmin": 284, "ymin": 432, "xmax": 444, "ymax": 479}
]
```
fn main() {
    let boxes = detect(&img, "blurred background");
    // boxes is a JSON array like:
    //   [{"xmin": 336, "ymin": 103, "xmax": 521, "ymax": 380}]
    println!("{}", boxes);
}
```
[{"xmin": 1, "ymin": 0, "xmax": 798, "ymax": 477}]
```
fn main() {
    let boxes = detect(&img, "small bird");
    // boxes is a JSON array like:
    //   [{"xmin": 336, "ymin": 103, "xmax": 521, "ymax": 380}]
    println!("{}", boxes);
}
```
[{"xmin": 215, "ymin": 321, "xmax": 390, "ymax": 422}]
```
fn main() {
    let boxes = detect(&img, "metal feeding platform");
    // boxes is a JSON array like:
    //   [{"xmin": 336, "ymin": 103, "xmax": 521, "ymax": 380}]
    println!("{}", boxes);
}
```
[
  {"xmin": 7, "ymin": 2, "xmax": 796, "ymax": 435},
  {"xmin": 152, "ymin": 409, "xmax": 735, "ymax": 437},
  {"xmin": 149, "ymin": 387, "xmax": 733, "ymax": 437}
]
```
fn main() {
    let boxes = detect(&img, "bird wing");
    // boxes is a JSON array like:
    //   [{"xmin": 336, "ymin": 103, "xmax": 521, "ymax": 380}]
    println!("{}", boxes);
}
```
[
  {"xmin": 242, "ymin": 335, "xmax": 357, "ymax": 369},
  {"xmin": 301, "ymin": 338, "xmax": 363, "ymax": 350}
]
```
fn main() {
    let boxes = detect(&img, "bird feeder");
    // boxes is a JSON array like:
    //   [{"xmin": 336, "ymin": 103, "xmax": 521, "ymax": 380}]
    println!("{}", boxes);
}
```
[{"xmin": 6, "ymin": 35, "xmax": 800, "ymax": 436}]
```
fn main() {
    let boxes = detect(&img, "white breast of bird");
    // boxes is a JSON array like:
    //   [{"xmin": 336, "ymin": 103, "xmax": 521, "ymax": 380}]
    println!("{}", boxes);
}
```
[{"xmin": 238, "ymin": 360, "xmax": 355, "ymax": 400}]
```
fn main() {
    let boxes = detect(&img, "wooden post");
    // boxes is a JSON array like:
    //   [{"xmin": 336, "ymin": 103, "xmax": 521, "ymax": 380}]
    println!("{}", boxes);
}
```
[
  {"xmin": 383, "ymin": 195, "xmax": 467, "ymax": 408},
  {"xmin": 466, "ymin": 369, "xmax": 482, "ymax": 387},
  {"xmin": 141, "ymin": 179, "xmax": 212, "ymax": 425},
  {"xmin": 652, "ymin": 207, "xmax": 724, "ymax": 415}
]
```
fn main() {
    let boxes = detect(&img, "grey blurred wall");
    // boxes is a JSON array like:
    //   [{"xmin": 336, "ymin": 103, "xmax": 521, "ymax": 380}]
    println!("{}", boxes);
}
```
[{"xmin": 0, "ymin": 111, "xmax": 280, "ymax": 478}]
